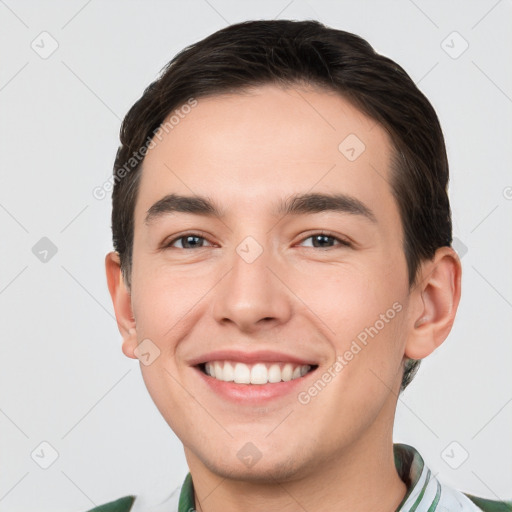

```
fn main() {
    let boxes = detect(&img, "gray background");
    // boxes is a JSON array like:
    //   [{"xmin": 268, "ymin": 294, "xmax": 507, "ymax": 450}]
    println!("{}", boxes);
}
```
[{"xmin": 1, "ymin": 0, "xmax": 511, "ymax": 510}]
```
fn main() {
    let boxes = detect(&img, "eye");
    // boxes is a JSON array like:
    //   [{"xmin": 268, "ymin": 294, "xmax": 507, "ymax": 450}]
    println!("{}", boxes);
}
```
[
  {"xmin": 298, "ymin": 232, "xmax": 352, "ymax": 249},
  {"xmin": 163, "ymin": 233, "xmax": 213, "ymax": 249},
  {"xmin": 161, "ymin": 231, "xmax": 351, "ymax": 250}
]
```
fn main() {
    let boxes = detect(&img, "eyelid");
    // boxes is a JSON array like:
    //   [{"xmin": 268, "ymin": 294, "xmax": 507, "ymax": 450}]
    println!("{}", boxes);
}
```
[
  {"xmin": 162, "ymin": 230, "xmax": 352, "ymax": 250},
  {"xmin": 296, "ymin": 230, "xmax": 352, "ymax": 248},
  {"xmin": 161, "ymin": 231, "xmax": 215, "ymax": 249}
]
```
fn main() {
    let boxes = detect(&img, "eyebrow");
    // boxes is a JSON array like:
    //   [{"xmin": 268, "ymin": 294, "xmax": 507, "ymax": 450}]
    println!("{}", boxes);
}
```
[
  {"xmin": 144, "ymin": 192, "xmax": 377, "ymax": 225},
  {"xmin": 145, "ymin": 194, "xmax": 223, "ymax": 224},
  {"xmin": 278, "ymin": 192, "xmax": 377, "ymax": 223}
]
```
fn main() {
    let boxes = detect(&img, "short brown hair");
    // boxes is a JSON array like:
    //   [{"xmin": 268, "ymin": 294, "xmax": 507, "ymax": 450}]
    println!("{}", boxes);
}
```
[{"xmin": 110, "ymin": 19, "xmax": 452, "ymax": 391}]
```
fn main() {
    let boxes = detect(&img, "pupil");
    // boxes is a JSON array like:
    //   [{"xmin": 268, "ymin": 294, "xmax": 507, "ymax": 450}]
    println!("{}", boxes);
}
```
[
  {"xmin": 314, "ymin": 235, "xmax": 331, "ymax": 247},
  {"xmin": 185, "ymin": 236, "xmax": 201, "ymax": 248}
]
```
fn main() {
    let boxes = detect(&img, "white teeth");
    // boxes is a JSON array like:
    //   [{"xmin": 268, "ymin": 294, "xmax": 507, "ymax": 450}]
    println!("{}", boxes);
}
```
[
  {"xmin": 234, "ymin": 362, "xmax": 251, "ymax": 384},
  {"xmin": 223, "ymin": 361, "xmax": 234, "ymax": 382},
  {"xmin": 214, "ymin": 361, "xmax": 224, "ymax": 381},
  {"xmin": 203, "ymin": 361, "xmax": 312, "ymax": 384},
  {"xmin": 281, "ymin": 363, "xmax": 293, "ymax": 382},
  {"xmin": 250, "ymin": 363, "xmax": 268, "ymax": 385},
  {"xmin": 268, "ymin": 364, "xmax": 281, "ymax": 383}
]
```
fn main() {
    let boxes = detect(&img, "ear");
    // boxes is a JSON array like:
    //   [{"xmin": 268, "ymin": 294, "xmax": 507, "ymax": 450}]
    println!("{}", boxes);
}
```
[
  {"xmin": 105, "ymin": 251, "xmax": 138, "ymax": 359},
  {"xmin": 404, "ymin": 246, "xmax": 462, "ymax": 360}
]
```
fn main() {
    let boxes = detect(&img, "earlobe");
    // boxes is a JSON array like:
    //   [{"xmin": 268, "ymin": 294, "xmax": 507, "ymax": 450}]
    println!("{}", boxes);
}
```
[
  {"xmin": 105, "ymin": 252, "xmax": 138, "ymax": 359},
  {"xmin": 404, "ymin": 247, "xmax": 462, "ymax": 360},
  {"xmin": 121, "ymin": 327, "xmax": 138, "ymax": 359}
]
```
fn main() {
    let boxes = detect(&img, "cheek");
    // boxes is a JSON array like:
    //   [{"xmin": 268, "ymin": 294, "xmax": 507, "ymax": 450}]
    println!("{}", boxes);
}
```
[
  {"xmin": 130, "ymin": 257, "xmax": 215, "ymax": 341},
  {"xmin": 296, "ymin": 261, "xmax": 407, "ymax": 387},
  {"xmin": 331, "ymin": 298, "xmax": 407, "ymax": 408},
  {"xmin": 294, "ymin": 259, "xmax": 400, "ymax": 336},
  {"xmin": 139, "ymin": 363, "xmax": 198, "ymax": 442}
]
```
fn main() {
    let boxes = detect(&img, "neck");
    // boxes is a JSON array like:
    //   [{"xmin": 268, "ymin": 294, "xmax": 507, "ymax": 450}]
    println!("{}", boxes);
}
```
[{"xmin": 185, "ymin": 423, "xmax": 407, "ymax": 512}]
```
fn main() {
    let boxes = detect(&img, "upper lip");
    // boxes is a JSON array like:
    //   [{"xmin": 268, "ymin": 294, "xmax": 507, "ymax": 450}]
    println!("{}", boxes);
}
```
[{"xmin": 188, "ymin": 349, "xmax": 318, "ymax": 367}]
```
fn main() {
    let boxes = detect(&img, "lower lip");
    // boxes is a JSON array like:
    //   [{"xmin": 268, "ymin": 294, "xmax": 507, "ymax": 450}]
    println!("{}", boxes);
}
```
[{"xmin": 194, "ymin": 367, "xmax": 316, "ymax": 403}]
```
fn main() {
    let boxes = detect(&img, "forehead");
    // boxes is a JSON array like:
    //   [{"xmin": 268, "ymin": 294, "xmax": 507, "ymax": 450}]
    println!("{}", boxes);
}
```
[{"xmin": 134, "ymin": 84, "xmax": 398, "ymax": 226}]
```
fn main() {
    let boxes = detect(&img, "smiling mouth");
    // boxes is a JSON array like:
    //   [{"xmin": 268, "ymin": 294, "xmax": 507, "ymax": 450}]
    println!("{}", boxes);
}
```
[{"xmin": 198, "ymin": 361, "xmax": 318, "ymax": 385}]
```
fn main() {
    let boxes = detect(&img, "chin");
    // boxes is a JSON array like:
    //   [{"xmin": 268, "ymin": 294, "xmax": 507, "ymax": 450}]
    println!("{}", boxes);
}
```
[{"xmin": 195, "ymin": 445, "xmax": 315, "ymax": 483}]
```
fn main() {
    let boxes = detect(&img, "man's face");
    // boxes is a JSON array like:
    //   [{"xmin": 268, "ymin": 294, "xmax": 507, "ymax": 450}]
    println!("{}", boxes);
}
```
[{"xmin": 126, "ymin": 84, "xmax": 416, "ymax": 480}]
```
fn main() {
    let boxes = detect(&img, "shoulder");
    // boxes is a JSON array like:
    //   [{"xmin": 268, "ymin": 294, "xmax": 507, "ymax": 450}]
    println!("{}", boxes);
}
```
[
  {"xmin": 393, "ymin": 443, "xmax": 511, "ymax": 512},
  {"xmin": 436, "ymin": 480, "xmax": 511, "ymax": 512},
  {"xmin": 79, "ymin": 475, "xmax": 186, "ymax": 512},
  {"xmin": 463, "ymin": 493, "xmax": 512, "ymax": 512},
  {"xmin": 82, "ymin": 495, "xmax": 136, "ymax": 512}
]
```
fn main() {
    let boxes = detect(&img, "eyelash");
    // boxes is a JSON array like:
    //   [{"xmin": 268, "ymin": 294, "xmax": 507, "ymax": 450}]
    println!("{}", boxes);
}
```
[{"xmin": 162, "ymin": 231, "xmax": 352, "ymax": 250}]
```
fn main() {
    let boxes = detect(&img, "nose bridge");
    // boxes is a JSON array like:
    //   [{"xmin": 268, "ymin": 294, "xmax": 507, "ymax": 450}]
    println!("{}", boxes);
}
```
[
  {"xmin": 212, "ymin": 233, "xmax": 292, "ymax": 329},
  {"xmin": 234, "ymin": 235, "xmax": 273, "ymax": 292}
]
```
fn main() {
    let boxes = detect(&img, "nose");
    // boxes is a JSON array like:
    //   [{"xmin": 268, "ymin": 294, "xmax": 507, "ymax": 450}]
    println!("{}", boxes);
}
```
[{"xmin": 212, "ymin": 241, "xmax": 293, "ymax": 333}]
